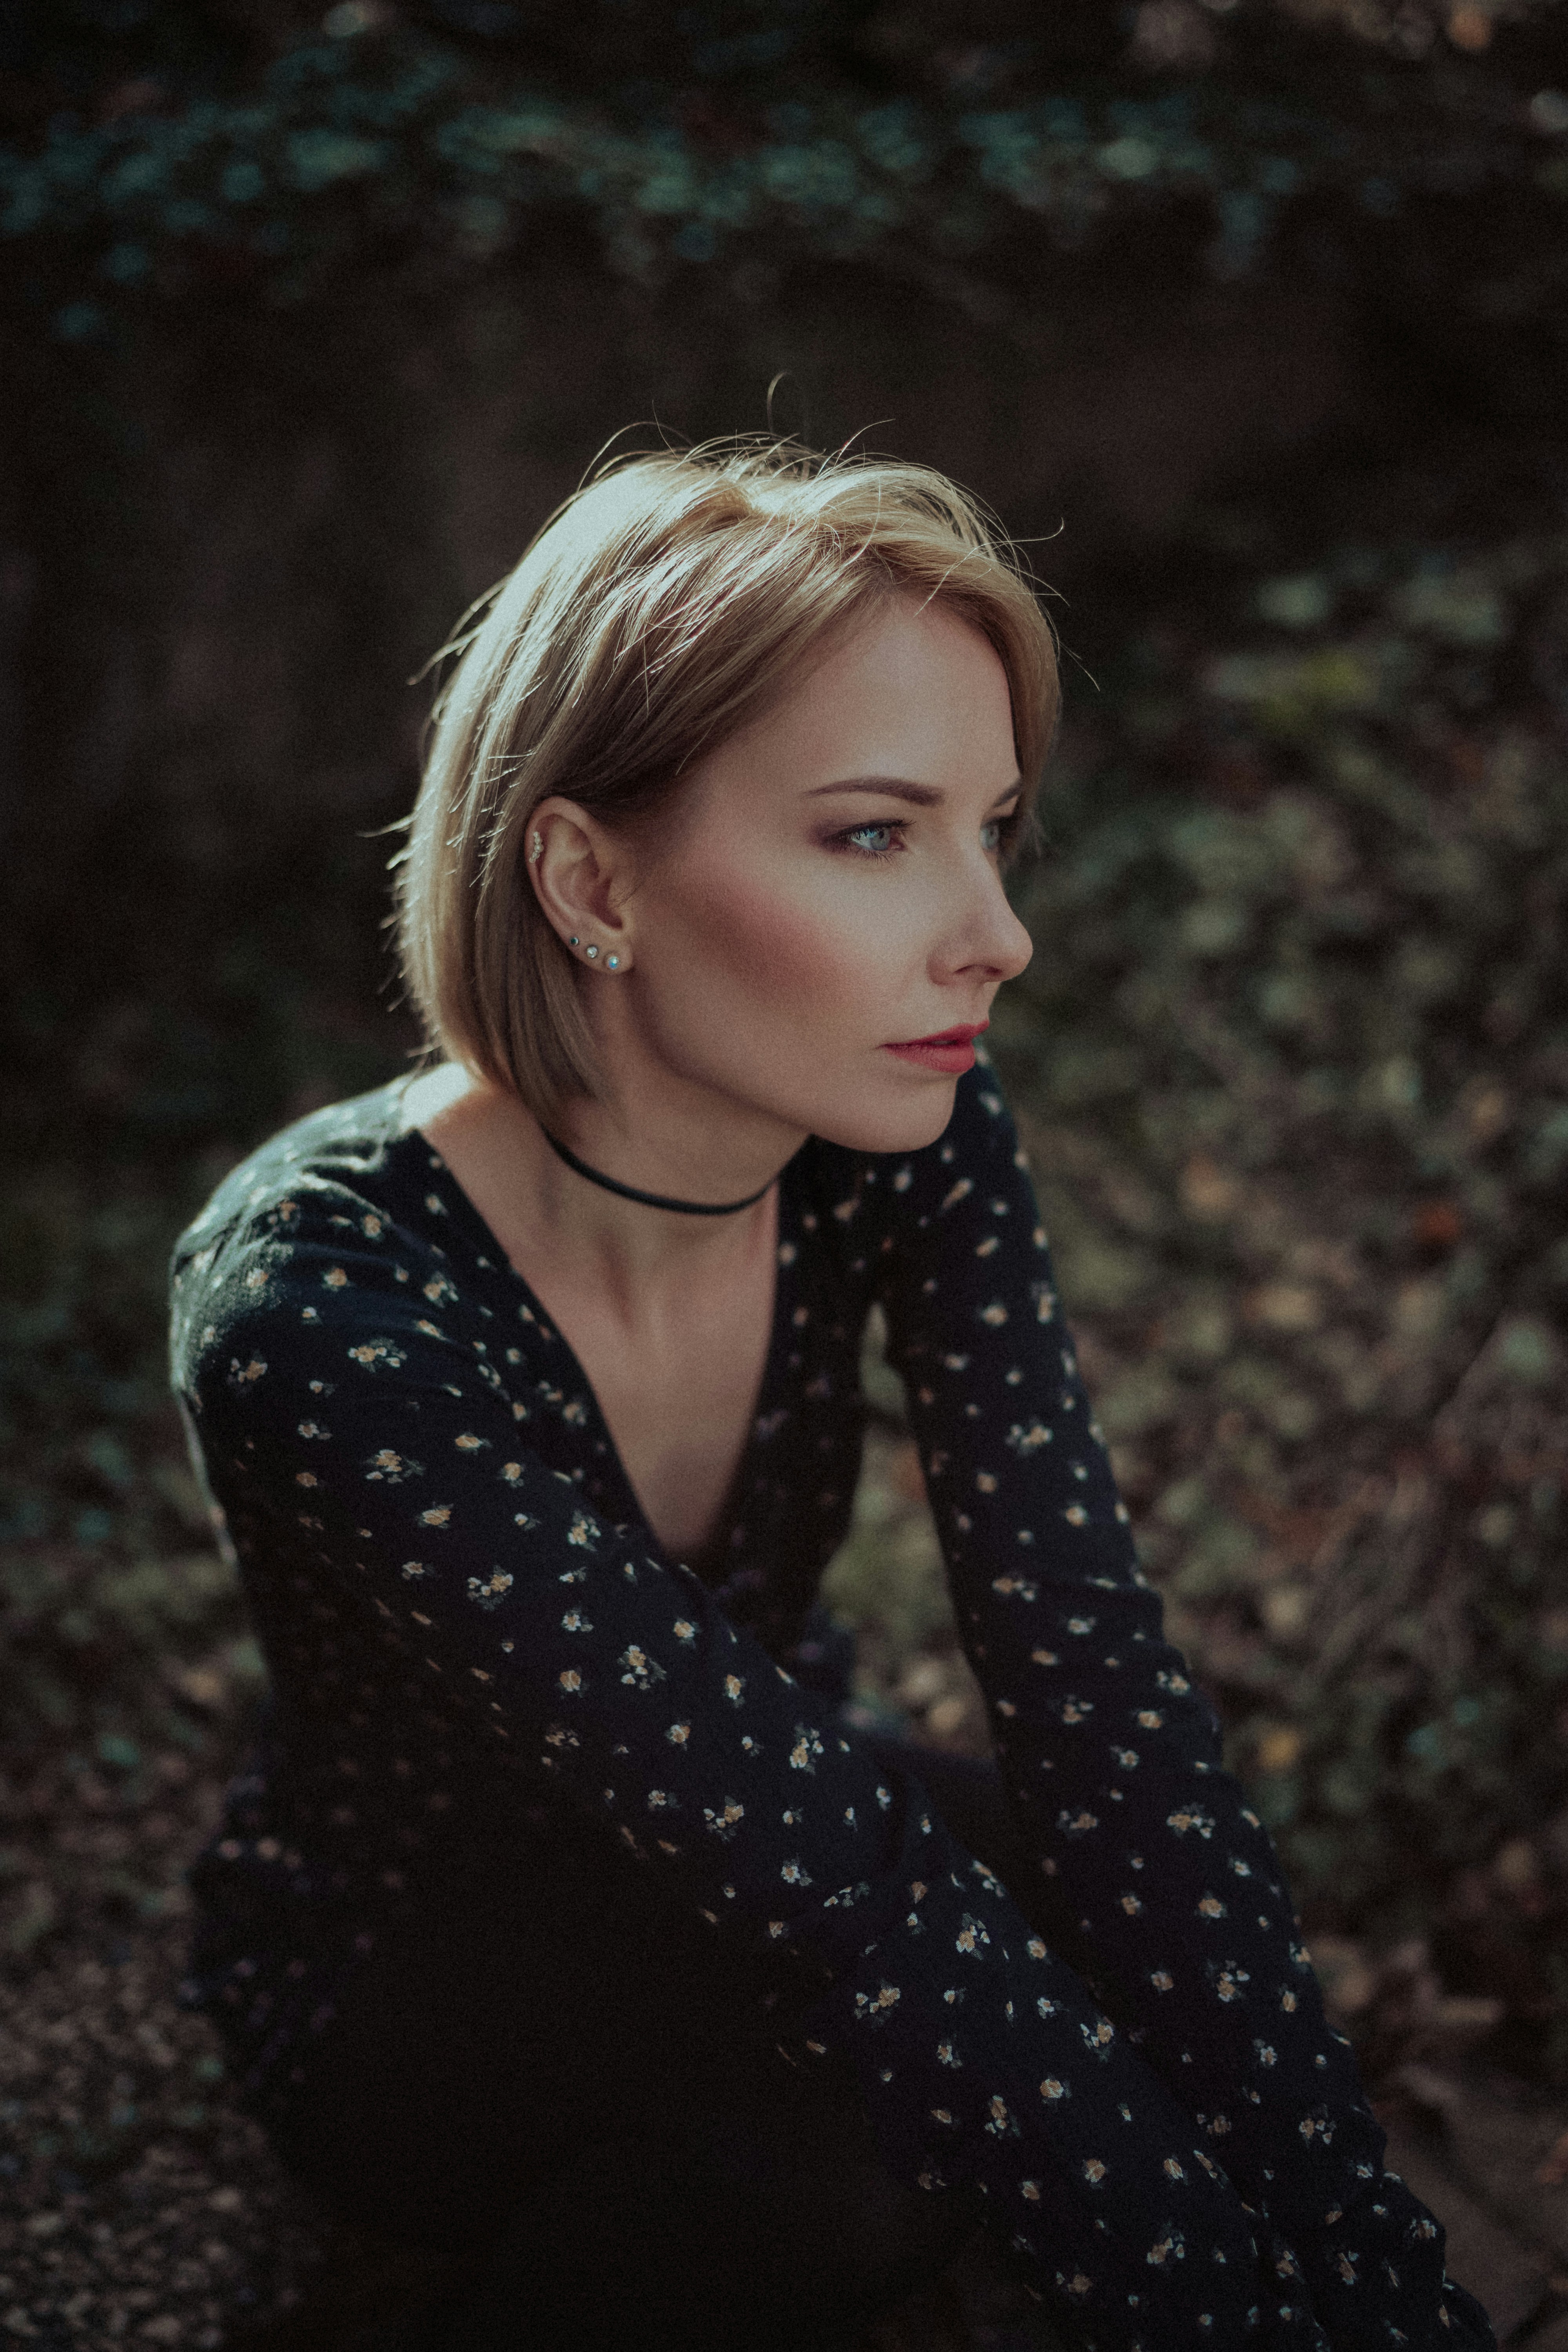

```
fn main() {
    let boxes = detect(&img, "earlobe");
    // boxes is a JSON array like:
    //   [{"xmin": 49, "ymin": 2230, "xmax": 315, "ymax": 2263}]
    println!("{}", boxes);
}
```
[
  {"xmin": 563, "ymin": 933, "xmax": 630, "ymax": 974},
  {"xmin": 531, "ymin": 797, "xmax": 633, "ymax": 971}
]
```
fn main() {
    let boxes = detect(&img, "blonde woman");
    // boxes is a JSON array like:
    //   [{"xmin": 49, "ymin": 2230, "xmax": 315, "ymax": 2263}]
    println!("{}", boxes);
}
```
[{"xmin": 170, "ymin": 444, "xmax": 1490, "ymax": 2352}]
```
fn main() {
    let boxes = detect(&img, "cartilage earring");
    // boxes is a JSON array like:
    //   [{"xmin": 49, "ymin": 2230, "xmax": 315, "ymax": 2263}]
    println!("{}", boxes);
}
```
[
  {"xmin": 584, "ymin": 944, "xmax": 599, "ymax": 960},
  {"xmin": 528, "ymin": 830, "xmax": 544, "ymax": 866}
]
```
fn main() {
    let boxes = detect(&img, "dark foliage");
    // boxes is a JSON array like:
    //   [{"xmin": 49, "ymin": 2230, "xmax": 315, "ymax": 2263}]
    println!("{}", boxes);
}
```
[{"xmin": 0, "ymin": 0, "xmax": 1563, "ymax": 414}]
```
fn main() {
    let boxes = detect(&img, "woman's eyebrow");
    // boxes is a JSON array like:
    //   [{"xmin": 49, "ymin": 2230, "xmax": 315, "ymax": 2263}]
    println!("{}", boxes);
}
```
[{"xmin": 806, "ymin": 775, "xmax": 1023, "ymax": 810}]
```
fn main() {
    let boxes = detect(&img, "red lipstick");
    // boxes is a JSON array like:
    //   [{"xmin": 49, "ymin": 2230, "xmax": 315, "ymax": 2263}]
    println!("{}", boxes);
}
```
[{"xmin": 881, "ymin": 1022, "xmax": 988, "ymax": 1076}]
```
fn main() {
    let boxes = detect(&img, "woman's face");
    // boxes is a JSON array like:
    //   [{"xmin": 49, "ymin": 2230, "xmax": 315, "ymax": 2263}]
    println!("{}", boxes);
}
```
[{"xmin": 580, "ymin": 597, "xmax": 1035, "ymax": 1158}]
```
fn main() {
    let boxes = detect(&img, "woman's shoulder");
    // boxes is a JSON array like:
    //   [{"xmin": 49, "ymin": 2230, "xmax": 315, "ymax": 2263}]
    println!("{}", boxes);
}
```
[
  {"xmin": 167, "ymin": 1077, "xmax": 455, "ymax": 1372},
  {"xmin": 173, "ymin": 1079, "xmax": 425, "ymax": 1261}
]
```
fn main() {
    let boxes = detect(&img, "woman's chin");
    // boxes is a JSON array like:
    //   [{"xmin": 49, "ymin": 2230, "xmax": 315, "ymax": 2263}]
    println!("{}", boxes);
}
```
[{"xmin": 806, "ymin": 1074, "xmax": 960, "ymax": 1157}]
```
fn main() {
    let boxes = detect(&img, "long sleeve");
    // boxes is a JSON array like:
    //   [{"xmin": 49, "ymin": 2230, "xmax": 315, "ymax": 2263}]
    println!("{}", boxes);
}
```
[
  {"xmin": 857, "ymin": 1060, "xmax": 1491, "ymax": 2351},
  {"xmin": 179, "ymin": 1164, "xmax": 1345, "ymax": 2351}
]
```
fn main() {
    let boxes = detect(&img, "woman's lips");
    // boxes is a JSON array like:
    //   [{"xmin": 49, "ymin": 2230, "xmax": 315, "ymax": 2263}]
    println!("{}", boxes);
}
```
[{"xmin": 880, "ymin": 1023, "xmax": 987, "ymax": 1076}]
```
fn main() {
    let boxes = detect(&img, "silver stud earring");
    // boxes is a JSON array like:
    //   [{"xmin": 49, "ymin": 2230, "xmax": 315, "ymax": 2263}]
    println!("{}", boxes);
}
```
[
  {"xmin": 528, "ymin": 830, "xmax": 544, "ymax": 866},
  {"xmin": 606, "ymin": 954, "xmax": 621, "ymax": 971},
  {"xmin": 568, "ymin": 935, "xmax": 579, "ymax": 947},
  {"xmin": 584, "ymin": 944, "xmax": 599, "ymax": 960}
]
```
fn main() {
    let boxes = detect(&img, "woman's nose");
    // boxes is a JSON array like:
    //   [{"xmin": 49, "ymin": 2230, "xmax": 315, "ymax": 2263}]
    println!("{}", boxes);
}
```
[
  {"xmin": 992, "ymin": 893, "xmax": 1034, "ymax": 982},
  {"xmin": 952, "ymin": 871, "xmax": 1033, "ymax": 985}
]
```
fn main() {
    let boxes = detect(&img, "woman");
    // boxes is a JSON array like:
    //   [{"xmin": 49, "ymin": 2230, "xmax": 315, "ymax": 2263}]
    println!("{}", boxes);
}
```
[{"xmin": 171, "ymin": 442, "xmax": 1492, "ymax": 2352}]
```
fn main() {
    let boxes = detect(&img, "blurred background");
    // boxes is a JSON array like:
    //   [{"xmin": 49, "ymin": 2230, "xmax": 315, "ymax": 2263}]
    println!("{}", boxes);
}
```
[{"xmin": 2, "ymin": 0, "xmax": 1568, "ymax": 2344}]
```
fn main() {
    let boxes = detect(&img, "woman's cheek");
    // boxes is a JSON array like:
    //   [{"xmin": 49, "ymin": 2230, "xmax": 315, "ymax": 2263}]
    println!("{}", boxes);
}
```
[{"xmin": 675, "ymin": 858, "xmax": 893, "ymax": 1017}]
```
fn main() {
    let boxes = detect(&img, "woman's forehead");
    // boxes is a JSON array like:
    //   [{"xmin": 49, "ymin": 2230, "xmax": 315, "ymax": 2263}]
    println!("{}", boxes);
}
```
[{"xmin": 696, "ymin": 603, "xmax": 1017, "ymax": 790}]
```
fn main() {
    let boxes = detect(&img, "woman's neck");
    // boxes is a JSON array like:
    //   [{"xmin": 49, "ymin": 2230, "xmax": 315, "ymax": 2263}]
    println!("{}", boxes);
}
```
[{"xmin": 403, "ymin": 1063, "xmax": 791, "ymax": 1313}]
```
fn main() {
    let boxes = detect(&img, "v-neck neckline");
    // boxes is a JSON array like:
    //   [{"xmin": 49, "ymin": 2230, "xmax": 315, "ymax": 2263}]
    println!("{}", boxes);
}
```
[{"xmin": 381, "ymin": 1088, "xmax": 806, "ymax": 1583}]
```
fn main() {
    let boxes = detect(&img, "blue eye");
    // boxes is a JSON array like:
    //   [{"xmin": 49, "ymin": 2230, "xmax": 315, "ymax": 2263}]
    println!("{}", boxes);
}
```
[
  {"xmin": 980, "ymin": 819, "xmax": 1002, "ymax": 852},
  {"xmin": 842, "ymin": 823, "xmax": 899, "ymax": 857}
]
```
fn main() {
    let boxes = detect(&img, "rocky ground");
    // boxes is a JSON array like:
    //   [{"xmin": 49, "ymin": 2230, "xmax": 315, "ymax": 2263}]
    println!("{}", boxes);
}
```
[
  {"xmin": 0, "ymin": 1797, "xmax": 1063, "ymax": 2352},
  {"xmin": 4, "ymin": 1665, "xmax": 1568, "ymax": 2352}
]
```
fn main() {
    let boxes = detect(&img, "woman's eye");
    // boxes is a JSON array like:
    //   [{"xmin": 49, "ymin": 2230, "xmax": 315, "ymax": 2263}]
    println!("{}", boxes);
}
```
[
  {"xmin": 980, "ymin": 819, "xmax": 1002, "ymax": 853},
  {"xmin": 841, "ymin": 822, "xmax": 901, "ymax": 857}
]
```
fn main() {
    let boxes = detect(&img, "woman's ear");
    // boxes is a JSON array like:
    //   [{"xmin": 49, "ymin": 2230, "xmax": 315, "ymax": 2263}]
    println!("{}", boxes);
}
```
[{"xmin": 528, "ymin": 797, "xmax": 635, "ymax": 975}]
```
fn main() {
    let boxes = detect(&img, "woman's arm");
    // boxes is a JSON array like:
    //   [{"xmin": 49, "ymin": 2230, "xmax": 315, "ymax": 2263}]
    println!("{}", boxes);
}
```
[
  {"xmin": 179, "ymin": 1174, "xmax": 1356, "ymax": 2352},
  {"xmin": 866, "ymin": 1060, "xmax": 1491, "ymax": 2349}
]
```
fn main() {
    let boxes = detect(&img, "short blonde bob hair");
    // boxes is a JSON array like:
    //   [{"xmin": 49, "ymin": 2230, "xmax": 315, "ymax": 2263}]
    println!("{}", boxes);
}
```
[{"xmin": 395, "ymin": 437, "xmax": 1059, "ymax": 1122}]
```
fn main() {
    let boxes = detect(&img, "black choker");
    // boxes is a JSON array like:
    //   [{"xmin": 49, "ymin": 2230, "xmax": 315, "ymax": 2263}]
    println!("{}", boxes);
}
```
[{"xmin": 541, "ymin": 1129, "xmax": 773, "ymax": 1217}]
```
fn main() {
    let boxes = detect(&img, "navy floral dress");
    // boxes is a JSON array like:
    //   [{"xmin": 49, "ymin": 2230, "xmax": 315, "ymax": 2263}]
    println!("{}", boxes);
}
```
[{"xmin": 169, "ymin": 1061, "xmax": 1491, "ymax": 2352}]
